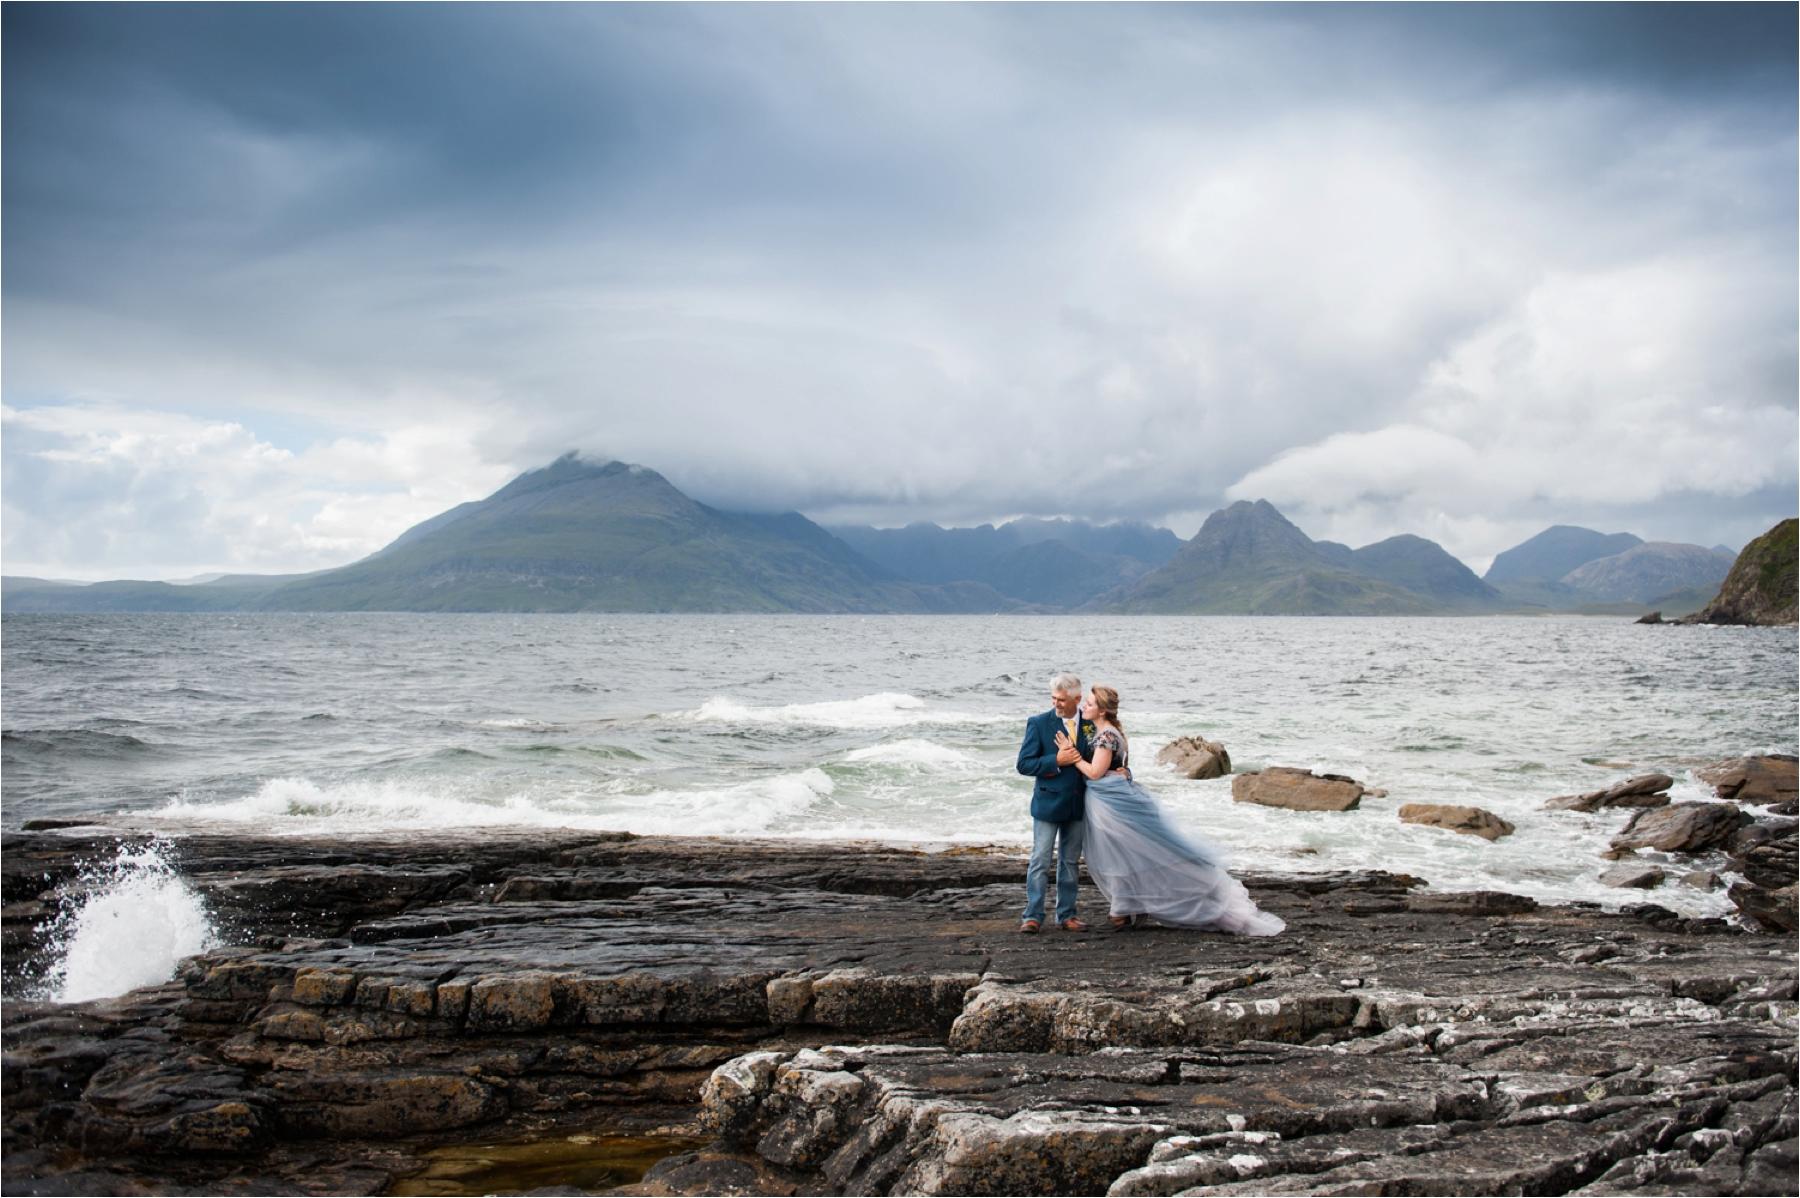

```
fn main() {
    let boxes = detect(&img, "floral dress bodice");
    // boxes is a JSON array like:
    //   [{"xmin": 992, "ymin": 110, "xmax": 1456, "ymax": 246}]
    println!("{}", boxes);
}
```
[{"xmin": 1094, "ymin": 727, "xmax": 1128, "ymax": 770}]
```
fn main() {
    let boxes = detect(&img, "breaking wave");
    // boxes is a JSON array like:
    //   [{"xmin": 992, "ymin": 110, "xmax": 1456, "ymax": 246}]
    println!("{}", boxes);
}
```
[
  {"xmin": 40, "ymin": 843, "xmax": 217, "ymax": 1003},
  {"xmin": 688, "ymin": 692, "xmax": 993, "ymax": 730},
  {"xmin": 146, "ymin": 769, "xmax": 840, "ymax": 837}
]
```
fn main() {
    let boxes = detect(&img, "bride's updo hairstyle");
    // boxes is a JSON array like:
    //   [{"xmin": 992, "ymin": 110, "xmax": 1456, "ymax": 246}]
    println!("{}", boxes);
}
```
[{"xmin": 1090, "ymin": 685, "xmax": 1123, "ymax": 733}]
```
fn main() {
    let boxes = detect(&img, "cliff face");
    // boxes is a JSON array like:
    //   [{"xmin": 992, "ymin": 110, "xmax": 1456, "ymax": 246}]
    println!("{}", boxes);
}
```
[{"xmin": 1686, "ymin": 518, "xmax": 1798, "ymax": 626}]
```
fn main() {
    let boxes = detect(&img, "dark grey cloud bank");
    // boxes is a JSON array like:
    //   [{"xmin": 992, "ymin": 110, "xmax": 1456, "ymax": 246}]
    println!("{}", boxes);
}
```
[{"xmin": 4, "ymin": 3, "xmax": 1795, "ymax": 578}]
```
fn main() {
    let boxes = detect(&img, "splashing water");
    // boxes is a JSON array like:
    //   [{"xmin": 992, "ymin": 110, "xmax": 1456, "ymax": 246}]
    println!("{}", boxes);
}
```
[{"xmin": 43, "ymin": 843, "xmax": 217, "ymax": 1003}]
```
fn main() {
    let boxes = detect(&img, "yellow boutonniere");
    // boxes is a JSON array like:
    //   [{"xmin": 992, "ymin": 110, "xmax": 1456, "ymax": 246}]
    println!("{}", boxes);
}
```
[{"xmin": 1081, "ymin": 723, "xmax": 1095, "ymax": 738}]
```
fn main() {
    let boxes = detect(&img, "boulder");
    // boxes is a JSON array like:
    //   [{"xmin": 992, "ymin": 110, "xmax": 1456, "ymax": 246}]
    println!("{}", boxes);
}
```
[
  {"xmin": 1231, "ymin": 767, "xmax": 1362, "ymax": 812},
  {"xmin": 1729, "ymin": 882, "xmax": 1797, "ymax": 934},
  {"xmin": 1156, "ymin": 736, "xmax": 1231, "ymax": 780},
  {"xmin": 1635, "ymin": 610, "xmax": 1663, "ymax": 624},
  {"xmin": 1610, "ymin": 802, "xmax": 1750, "ymax": 854},
  {"xmin": 1696, "ymin": 755, "xmax": 1798, "ymax": 806},
  {"xmin": 1729, "ymin": 821, "xmax": 1798, "ymax": 890},
  {"xmin": 1397, "ymin": 804, "xmax": 1515, "ymax": 841},
  {"xmin": 1601, "ymin": 864, "xmax": 1665, "ymax": 890},
  {"xmin": 1543, "ymin": 774, "xmax": 1673, "ymax": 813}
]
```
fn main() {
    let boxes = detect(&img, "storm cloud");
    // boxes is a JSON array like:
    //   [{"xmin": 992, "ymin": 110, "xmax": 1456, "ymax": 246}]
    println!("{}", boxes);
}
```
[{"xmin": 4, "ymin": 3, "xmax": 1794, "ymax": 578}]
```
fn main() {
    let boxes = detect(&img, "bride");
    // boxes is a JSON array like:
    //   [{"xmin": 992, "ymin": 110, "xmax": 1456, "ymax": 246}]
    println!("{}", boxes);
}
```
[{"xmin": 1055, "ymin": 686, "xmax": 1284, "ymax": 936}]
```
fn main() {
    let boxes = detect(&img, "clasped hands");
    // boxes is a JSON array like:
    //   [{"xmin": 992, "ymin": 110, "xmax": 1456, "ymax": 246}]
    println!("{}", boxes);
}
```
[{"xmin": 1054, "ymin": 729, "xmax": 1130, "ymax": 777}]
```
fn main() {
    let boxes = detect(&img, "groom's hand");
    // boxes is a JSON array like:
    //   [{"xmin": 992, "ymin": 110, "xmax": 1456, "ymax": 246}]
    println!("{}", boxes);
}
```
[{"xmin": 1054, "ymin": 731, "xmax": 1079, "ymax": 766}]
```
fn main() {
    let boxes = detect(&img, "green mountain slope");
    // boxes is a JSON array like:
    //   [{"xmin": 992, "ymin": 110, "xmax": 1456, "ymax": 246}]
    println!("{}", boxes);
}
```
[
  {"xmin": 1107, "ymin": 500, "xmax": 1439, "ymax": 614},
  {"xmin": 1684, "ymin": 518, "xmax": 1798, "ymax": 625},
  {"xmin": 259, "ymin": 455, "xmax": 965, "ymax": 613}
]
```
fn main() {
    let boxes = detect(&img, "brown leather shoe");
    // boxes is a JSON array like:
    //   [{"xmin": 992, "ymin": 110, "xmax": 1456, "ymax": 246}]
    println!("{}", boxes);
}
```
[
  {"xmin": 1059, "ymin": 917, "xmax": 1089, "ymax": 932},
  {"xmin": 1018, "ymin": 919, "xmax": 1041, "ymax": 934}
]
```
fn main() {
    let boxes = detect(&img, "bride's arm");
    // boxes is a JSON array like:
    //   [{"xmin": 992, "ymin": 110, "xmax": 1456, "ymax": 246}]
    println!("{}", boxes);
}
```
[{"xmin": 1062, "ymin": 736, "xmax": 1113, "ymax": 780}]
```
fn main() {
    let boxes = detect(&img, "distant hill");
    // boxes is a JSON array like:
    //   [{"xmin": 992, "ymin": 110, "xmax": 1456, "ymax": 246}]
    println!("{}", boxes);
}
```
[
  {"xmin": 1484, "ymin": 526, "xmax": 1644, "ymax": 585},
  {"xmin": 262, "ymin": 455, "xmax": 993, "ymax": 613},
  {"xmin": 1106, "ymin": 500, "xmax": 1452, "ymax": 614},
  {"xmin": 3, "ymin": 461, "xmax": 1761, "ymax": 618},
  {"xmin": 828, "ymin": 518, "xmax": 1180, "ymax": 607},
  {"xmin": 1349, "ymin": 535, "xmax": 1502, "ymax": 609},
  {"xmin": 1684, "ymin": 518, "xmax": 1798, "ymax": 625},
  {"xmin": 1, "ymin": 572, "xmax": 307, "ymax": 613},
  {"xmin": 1559, "ymin": 541, "xmax": 1736, "ymax": 605},
  {"xmin": 3, "ymin": 456, "xmax": 1017, "ymax": 614}
]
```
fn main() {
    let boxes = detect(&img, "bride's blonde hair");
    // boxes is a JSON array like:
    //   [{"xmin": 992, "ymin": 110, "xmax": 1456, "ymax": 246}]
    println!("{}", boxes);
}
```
[{"xmin": 1090, "ymin": 685, "xmax": 1123, "ymax": 733}]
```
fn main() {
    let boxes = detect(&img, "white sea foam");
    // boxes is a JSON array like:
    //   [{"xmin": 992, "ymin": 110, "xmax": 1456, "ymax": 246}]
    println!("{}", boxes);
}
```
[
  {"xmin": 579, "ymin": 769, "xmax": 836, "ymax": 835},
  {"xmin": 44, "ymin": 844, "xmax": 217, "ymax": 1003},
  {"xmin": 155, "ymin": 776, "xmax": 541, "ymax": 831},
  {"xmin": 844, "ymin": 739, "xmax": 983, "ymax": 769},
  {"xmin": 690, "ymin": 692, "xmax": 991, "ymax": 730},
  {"xmin": 148, "ymin": 769, "xmax": 841, "ymax": 838}
]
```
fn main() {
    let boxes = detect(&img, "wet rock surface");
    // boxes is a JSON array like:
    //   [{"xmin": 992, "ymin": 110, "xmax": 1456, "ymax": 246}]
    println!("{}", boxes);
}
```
[
  {"xmin": 1699, "ymin": 755, "xmax": 1799, "ymax": 808},
  {"xmin": 1611, "ymin": 801, "xmax": 1751, "ymax": 854},
  {"xmin": 1154, "ymin": 736, "xmax": 1231, "ymax": 781},
  {"xmin": 3, "ymin": 825, "xmax": 1795, "ymax": 1196},
  {"xmin": 1230, "ymin": 767, "xmax": 1365, "ymax": 812},
  {"xmin": 1545, "ymin": 774, "xmax": 1675, "ymax": 813},
  {"xmin": 1398, "ymin": 802, "xmax": 1516, "ymax": 840}
]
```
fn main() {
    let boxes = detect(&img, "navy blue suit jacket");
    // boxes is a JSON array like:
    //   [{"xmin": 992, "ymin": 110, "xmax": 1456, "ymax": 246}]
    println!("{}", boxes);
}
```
[{"xmin": 1016, "ymin": 709, "xmax": 1091, "ymax": 823}]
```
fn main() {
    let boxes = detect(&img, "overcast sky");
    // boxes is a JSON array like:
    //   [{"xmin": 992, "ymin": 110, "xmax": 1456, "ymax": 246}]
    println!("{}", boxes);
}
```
[{"xmin": 4, "ymin": 3, "xmax": 1795, "ymax": 580}]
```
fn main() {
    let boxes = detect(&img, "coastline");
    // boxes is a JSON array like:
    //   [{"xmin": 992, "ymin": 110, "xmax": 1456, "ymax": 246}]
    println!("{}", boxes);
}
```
[{"xmin": 4, "ymin": 825, "xmax": 1794, "ymax": 1196}]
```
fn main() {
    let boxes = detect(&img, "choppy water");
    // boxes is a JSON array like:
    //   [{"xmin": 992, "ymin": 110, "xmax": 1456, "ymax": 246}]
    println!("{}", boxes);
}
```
[{"xmin": 4, "ymin": 613, "xmax": 1795, "ymax": 923}]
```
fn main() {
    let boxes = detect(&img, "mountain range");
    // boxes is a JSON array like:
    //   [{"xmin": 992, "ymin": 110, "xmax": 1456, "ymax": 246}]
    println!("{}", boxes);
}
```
[
  {"xmin": 1, "ymin": 453, "xmax": 1754, "ymax": 616},
  {"xmin": 1476, "ymin": 524, "xmax": 1737, "ymax": 613},
  {"xmin": 829, "ymin": 518, "xmax": 1182, "ymax": 609}
]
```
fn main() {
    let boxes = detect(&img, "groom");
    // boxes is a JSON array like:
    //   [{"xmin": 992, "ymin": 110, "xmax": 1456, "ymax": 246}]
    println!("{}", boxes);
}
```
[{"xmin": 1015, "ymin": 672, "xmax": 1092, "ymax": 933}]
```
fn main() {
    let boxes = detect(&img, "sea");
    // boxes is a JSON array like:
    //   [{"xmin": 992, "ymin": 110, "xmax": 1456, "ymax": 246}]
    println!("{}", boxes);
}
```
[{"xmin": 4, "ymin": 613, "xmax": 1796, "ymax": 998}]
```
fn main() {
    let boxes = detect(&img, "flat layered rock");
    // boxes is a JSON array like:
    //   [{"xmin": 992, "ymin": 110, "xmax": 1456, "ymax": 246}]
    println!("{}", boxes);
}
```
[
  {"xmin": 1545, "ymin": 774, "xmax": 1674, "ymax": 813},
  {"xmin": 1231, "ymin": 767, "xmax": 1364, "ymax": 811},
  {"xmin": 1698, "ymin": 755, "xmax": 1799, "ymax": 807},
  {"xmin": 706, "ymin": 1027, "xmax": 1797, "ymax": 1197},
  {"xmin": 3, "ymin": 825, "xmax": 1794, "ymax": 1197},
  {"xmin": 1399, "ymin": 802, "xmax": 1516, "ymax": 840}
]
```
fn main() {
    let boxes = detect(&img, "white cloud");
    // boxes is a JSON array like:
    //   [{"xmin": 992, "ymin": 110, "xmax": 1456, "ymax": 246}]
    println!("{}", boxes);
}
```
[
  {"xmin": 2, "ymin": 6, "xmax": 1793, "ymax": 575},
  {"xmin": 2, "ymin": 404, "xmax": 513, "ymax": 579},
  {"xmin": 1221, "ymin": 254, "xmax": 1798, "ymax": 566}
]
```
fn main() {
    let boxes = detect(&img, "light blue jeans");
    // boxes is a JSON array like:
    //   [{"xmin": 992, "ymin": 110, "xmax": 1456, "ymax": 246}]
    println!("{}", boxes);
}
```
[{"xmin": 1023, "ymin": 818, "xmax": 1085, "ymax": 924}]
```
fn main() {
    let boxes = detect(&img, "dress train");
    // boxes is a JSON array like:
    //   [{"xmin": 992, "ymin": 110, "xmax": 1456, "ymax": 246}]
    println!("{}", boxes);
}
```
[{"xmin": 1083, "ymin": 772, "xmax": 1284, "ymax": 936}]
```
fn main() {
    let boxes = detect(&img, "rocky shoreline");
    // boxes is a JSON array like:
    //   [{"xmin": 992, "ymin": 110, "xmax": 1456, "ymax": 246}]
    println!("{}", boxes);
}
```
[{"xmin": 3, "ymin": 826, "xmax": 1795, "ymax": 1196}]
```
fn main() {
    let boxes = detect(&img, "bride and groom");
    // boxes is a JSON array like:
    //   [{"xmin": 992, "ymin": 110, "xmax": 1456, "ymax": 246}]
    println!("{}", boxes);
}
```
[{"xmin": 1016, "ymin": 673, "xmax": 1283, "ymax": 936}]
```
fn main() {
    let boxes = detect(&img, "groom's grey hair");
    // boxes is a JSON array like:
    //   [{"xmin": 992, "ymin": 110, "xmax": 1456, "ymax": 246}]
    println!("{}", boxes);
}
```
[{"xmin": 1049, "ymin": 672, "xmax": 1082, "ymax": 696}]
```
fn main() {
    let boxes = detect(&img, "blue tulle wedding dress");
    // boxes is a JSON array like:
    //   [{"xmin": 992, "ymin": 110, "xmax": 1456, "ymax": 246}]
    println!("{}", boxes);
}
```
[{"xmin": 1083, "ymin": 749, "xmax": 1284, "ymax": 936}]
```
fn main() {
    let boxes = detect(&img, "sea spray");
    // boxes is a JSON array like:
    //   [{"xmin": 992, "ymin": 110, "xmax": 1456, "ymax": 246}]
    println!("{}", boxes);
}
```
[{"xmin": 42, "ymin": 842, "xmax": 217, "ymax": 1003}]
